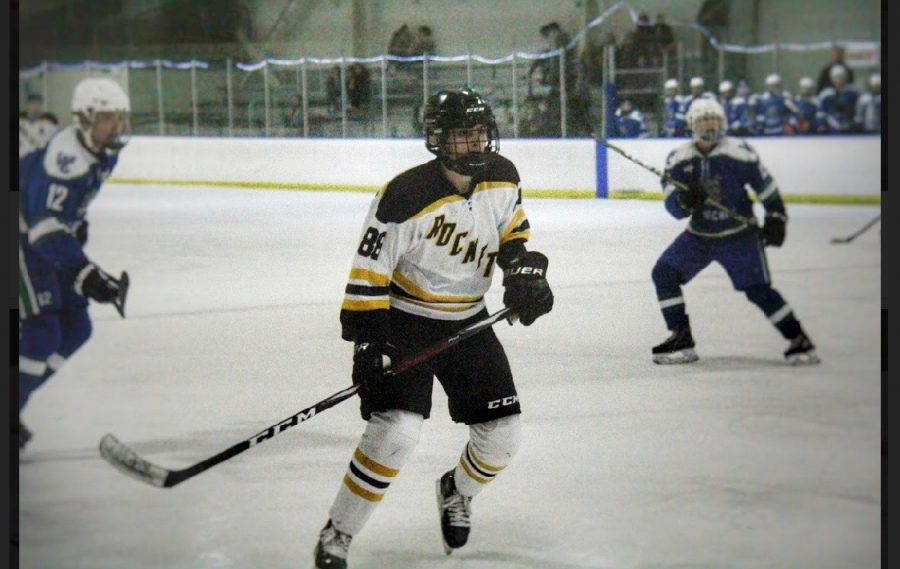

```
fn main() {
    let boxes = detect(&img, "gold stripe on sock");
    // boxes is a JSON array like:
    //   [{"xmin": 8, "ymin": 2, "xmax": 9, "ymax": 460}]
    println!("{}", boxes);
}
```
[
  {"xmin": 343, "ymin": 474, "xmax": 384, "ymax": 502},
  {"xmin": 459, "ymin": 456, "xmax": 491, "ymax": 485},
  {"xmin": 467, "ymin": 443, "xmax": 506, "ymax": 474},
  {"xmin": 353, "ymin": 448, "xmax": 399, "ymax": 478}
]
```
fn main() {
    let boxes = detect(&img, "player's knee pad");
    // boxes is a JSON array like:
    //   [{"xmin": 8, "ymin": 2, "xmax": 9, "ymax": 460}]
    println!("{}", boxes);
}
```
[
  {"xmin": 19, "ymin": 313, "xmax": 62, "ymax": 373},
  {"xmin": 59, "ymin": 307, "xmax": 92, "ymax": 357},
  {"xmin": 359, "ymin": 409, "xmax": 423, "ymax": 467},
  {"xmin": 652, "ymin": 261, "xmax": 681, "ymax": 291},
  {"xmin": 469, "ymin": 413, "xmax": 522, "ymax": 464}
]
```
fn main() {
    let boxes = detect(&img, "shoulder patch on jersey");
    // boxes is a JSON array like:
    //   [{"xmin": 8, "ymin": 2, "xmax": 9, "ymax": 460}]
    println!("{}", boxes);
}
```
[
  {"xmin": 375, "ymin": 160, "xmax": 457, "ymax": 223},
  {"xmin": 712, "ymin": 137, "xmax": 759, "ymax": 163},
  {"xmin": 665, "ymin": 142, "xmax": 699, "ymax": 169},
  {"xmin": 42, "ymin": 127, "xmax": 93, "ymax": 180}
]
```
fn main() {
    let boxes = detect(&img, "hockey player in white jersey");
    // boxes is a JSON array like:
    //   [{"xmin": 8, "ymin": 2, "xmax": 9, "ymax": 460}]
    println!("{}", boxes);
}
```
[
  {"xmin": 650, "ymin": 98, "xmax": 819, "ymax": 365},
  {"xmin": 312, "ymin": 88, "xmax": 554, "ymax": 568},
  {"xmin": 18, "ymin": 78, "xmax": 130, "ymax": 450}
]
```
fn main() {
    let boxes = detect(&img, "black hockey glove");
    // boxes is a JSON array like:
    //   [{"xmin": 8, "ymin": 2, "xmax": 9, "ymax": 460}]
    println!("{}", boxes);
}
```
[
  {"xmin": 761, "ymin": 211, "xmax": 787, "ymax": 247},
  {"xmin": 676, "ymin": 181, "xmax": 707, "ymax": 212},
  {"xmin": 73, "ymin": 262, "xmax": 121, "ymax": 303},
  {"xmin": 352, "ymin": 341, "xmax": 396, "ymax": 397},
  {"xmin": 75, "ymin": 220, "xmax": 88, "ymax": 245},
  {"xmin": 502, "ymin": 251, "xmax": 554, "ymax": 326}
]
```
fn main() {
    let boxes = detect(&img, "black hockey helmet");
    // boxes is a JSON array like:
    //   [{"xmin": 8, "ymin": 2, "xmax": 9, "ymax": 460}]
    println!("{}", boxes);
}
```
[{"xmin": 424, "ymin": 88, "xmax": 499, "ymax": 176}]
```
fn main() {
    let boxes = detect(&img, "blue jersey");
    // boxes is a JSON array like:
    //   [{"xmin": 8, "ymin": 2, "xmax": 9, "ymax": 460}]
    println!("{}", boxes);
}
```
[
  {"xmin": 662, "ymin": 137, "xmax": 785, "ymax": 238},
  {"xmin": 614, "ymin": 109, "xmax": 648, "ymax": 138},
  {"xmin": 19, "ymin": 126, "xmax": 119, "ymax": 276},
  {"xmin": 662, "ymin": 95, "xmax": 688, "ymax": 137},
  {"xmin": 720, "ymin": 95, "xmax": 753, "ymax": 135},
  {"xmin": 752, "ymin": 91, "xmax": 795, "ymax": 135},
  {"xmin": 790, "ymin": 95, "xmax": 820, "ymax": 134},
  {"xmin": 855, "ymin": 92, "xmax": 880, "ymax": 133},
  {"xmin": 817, "ymin": 86, "xmax": 859, "ymax": 133}
]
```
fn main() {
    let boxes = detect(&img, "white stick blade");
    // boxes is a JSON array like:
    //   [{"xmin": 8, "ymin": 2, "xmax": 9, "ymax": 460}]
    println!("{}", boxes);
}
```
[{"xmin": 99, "ymin": 433, "xmax": 170, "ymax": 488}]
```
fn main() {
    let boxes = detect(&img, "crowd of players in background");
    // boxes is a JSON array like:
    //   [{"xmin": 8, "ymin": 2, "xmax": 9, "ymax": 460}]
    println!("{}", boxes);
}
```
[{"xmin": 613, "ymin": 54, "xmax": 881, "ymax": 139}]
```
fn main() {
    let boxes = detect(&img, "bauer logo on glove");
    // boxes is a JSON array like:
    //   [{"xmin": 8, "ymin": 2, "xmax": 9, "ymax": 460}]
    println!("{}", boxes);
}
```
[{"xmin": 502, "ymin": 251, "xmax": 554, "ymax": 326}]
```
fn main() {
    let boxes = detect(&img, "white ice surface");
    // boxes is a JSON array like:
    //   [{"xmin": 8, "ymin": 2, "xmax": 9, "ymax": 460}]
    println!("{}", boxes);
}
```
[{"xmin": 19, "ymin": 186, "xmax": 881, "ymax": 569}]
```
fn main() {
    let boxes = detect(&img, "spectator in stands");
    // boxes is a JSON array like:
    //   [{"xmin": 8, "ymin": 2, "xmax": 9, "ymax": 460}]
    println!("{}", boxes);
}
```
[
  {"xmin": 622, "ymin": 12, "xmax": 658, "ymax": 68},
  {"xmin": 696, "ymin": 0, "xmax": 728, "ymax": 62},
  {"xmin": 387, "ymin": 24, "xmax": 415, "ymax": 73},
  {"xmin": 527, "ymin": 21, "xmax": 590, "ymax": 137},
  {"xmin": 346, "ymin": 63, "xmax": 371, "ymax": 112},
  {"xmin": 816, "ymin": 44, "xmax": 855, "ymax": 95},
  {"xmin": 718, "ymin": 80, "xmax": 752, "ymax": 136},
  {"xmin": 325, "ymin": 65, "xmax": 342, "ymax": 116},
  {"xmin": 752, "ymin": 73, "xmax": 796, "ymax": 136},
  {"xmin": 654, "ymin": 13, "xmax": 676, "ymax": 61},
  {"xmin": 661, "ymin": 78, "xmax": 688, "ymax": 137},
  {"xmin": 613, "ymin": 99, "xmax": 648, "ymax": 138},
  {"xmin": 412, "ymin": 25, "xmax": 436, "ymax": 56},
  {"xmin": 817, "ymin": 65, "xmax": 859, "ymax": 134},
  {"xmin": 790, "ymin": 77, "xmax": 820, "ymax": 135},
  {"xmin": 854, "ymin": 73, "xmax": 880, "ymax": 133}
]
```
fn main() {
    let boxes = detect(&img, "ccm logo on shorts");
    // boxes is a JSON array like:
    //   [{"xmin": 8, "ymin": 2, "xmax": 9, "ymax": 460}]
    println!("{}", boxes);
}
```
[{"xmin": 487, "ymin": 395, "xmax": 519, "ymax": 409}]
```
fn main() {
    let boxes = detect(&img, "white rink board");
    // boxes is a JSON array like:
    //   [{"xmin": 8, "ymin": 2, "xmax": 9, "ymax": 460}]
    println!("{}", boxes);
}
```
[{"xmin": 110, "ymin": 135, "xmax": 880, "ymax": 198}]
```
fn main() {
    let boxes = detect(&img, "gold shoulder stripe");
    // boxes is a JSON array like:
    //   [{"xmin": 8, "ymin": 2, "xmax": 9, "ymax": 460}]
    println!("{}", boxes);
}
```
[
  {"xmin": 501, "ymin": 208, "xmax": 527, "ymax": 239},
  {"xmin": 348, "ymin": 268, "xmax": 390, "ymax": 286},
  {"xmin": 412, "ymin": 194, "xmax": 466, "ymax": 219},
  {"xmin": 353, "ymin": 448, "xmax": 399, "ymax": 477},
  {"xmin": 473, "ymin": 181, "xmax": 519, "ymax": 193}
]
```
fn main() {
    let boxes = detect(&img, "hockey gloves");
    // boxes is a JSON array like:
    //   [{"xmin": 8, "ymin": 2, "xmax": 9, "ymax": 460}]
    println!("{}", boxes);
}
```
[
  {"xmin": 73, "ymin": 262, "xmax": 121, "ymax": 303},
  {"xmin": 762, "ymin": 211, "xmax": 787, "ymax": 247},
  {"xmin": 676, "ymin": 181, "xmax": 707, "ymax": 212},
  {"xmin": 352, "ymin": 341, "xmax": 395, "ymax": 397},
  {"xmin": 75, "ymin": 220, "xmax": 89, "ymax": 245},
  {"xmin": 502, "ymin": 251, "xmax": 554, "ymax": 326}
]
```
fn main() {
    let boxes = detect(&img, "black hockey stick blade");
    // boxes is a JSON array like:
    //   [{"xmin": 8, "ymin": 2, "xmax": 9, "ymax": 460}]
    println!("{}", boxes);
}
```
[
  {"xmin": 99, "ymin": 306, "xmax": 514, "ymax": 488},
  {"xmin": 831, "ymin": 215, "xmax": 880, "ymax": 244},
  {"xmin": 113, "ymin": 271, "xmax": 129, "ymax": 318}
]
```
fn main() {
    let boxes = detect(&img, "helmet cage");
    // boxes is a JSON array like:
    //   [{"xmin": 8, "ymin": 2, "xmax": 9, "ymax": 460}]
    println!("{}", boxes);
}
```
[
  {"xmin": 424, "ymin": 90, "xmax": 499, "ymax": 176},
  {"xmin": 687, "ymin": 100, "xmax": 726, "ymax": 146}
]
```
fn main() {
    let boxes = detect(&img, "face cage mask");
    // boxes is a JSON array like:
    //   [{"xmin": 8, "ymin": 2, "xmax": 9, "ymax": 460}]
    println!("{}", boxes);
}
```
[
  {"xmin": 434, "ymin": 124, "xmax": 499, "ymax": 176},
  {"xmin": 691, "ymin": 116, "xmax": 724, "ymax": 146},
  {"xmin": 77, "ymin": 111, "xmax": 131, "ymax": 155}
]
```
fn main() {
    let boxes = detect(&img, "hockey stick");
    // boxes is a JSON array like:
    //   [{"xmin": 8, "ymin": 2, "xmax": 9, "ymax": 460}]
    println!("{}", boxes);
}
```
[
  {"xmin": 594, "ymin": 136, "xmax": 758, "ymax": 227},
  {"xmin": 831, "ymin": 214, "xmax": 880, "ymax": 244},
  {"xmin": 99, "ymin": 306, "xmax": 514, "ymax": 488},
  {"xmin": 112, "ymin": 271, "xmax": 129, "ymax": 318}
]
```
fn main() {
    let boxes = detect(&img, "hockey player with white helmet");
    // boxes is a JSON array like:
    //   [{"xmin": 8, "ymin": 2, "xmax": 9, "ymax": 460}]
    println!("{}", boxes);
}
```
[
  {"xmin": 650, "ymin": 98, "xmax": 819, "ymax": 365},
  {"xmin": 752, "ymin": 73, "xmax": 798, "ymax": 135},
  {"xmin": 312, "ymin": 88, "xmax": 553, "ymax": 568},
  {"xmin": 790, "ymin": 76, "xmax": 821, "ymax": 134},
  {"xmin": 816, "ymin": 65, "xmax": 859, "ymax": 133},
  {"xmin": 662, "ymin": 78, "xmax": 688, "ymax": 137},
  {"xmin": 718, "ymin": 79, "xmax": 752, "ymax": 135},
  {"xmin": 18, "ymin": 77, "xmax": 131, "ymax": 450},
  {"xmin": 854, "ymin": 72, "xmax": 880, "ymax": 133}
]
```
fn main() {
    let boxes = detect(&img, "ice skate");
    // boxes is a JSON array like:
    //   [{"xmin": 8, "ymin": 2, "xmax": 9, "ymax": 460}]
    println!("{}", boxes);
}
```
[
  {"xmin": 784, "ymin": 332, "xmax": 820, "ymax": 365},
  {"xmin": 436, "ymin": 470, "xmax": 471, "ymax": 554},
  {"xmin": 652, "ymin": 325, "xmax": 698, "ymax": 364},
  {"xmin": 313, "ymin": 519, "xmax": 352, "ymax": 569}
]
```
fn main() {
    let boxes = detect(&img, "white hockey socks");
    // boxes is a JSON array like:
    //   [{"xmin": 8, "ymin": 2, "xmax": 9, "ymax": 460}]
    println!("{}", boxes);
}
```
[
  {"xmin": 328, "ymin": 410, "xmax": 423, "ymax": 536},
  {"xmin": 453, "ymin": 414, "xmax": 522, "ymax": 498}
]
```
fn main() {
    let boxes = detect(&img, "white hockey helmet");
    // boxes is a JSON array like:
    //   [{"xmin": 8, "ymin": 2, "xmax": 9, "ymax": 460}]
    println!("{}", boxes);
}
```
[
  {"xmin": 718, "ymin": 80, "xmax": 734, "ymax": 94},
  {"xmin": 829, "ymin": 65, "xmax": 848, "ymax": 84},
  {"xmin": 686, "ymin": 98, "xmax": 726, "ymax": 146},
  {"xmin": 765, "ymin": 73, "xmax": 781, "ymax": 87},
  {"xmin": 690, "ymin": 76, "xmax": 704, "ymax": 88},
  {"xmin": 869, "ymin": 73, "xmax": 881, "ymax": 88},
  {"xmin": 664, "ymin": 78, "xmax": 679, "ymax": 94},
  {"xmin": 799, "ymin": 76, "xmax": 815, "ymax": 93},
  {"xmin": 71, "ymin": 77, "xmax": 131, "ymax": 152}
]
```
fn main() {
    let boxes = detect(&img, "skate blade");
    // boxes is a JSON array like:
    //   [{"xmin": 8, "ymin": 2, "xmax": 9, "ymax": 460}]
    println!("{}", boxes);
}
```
[
  {"xmin": 787, "ymin": 351, "xmax": 821, "ymax": 366},
  {"xmin": 653, "ymin": 348, "xmax": 698, "ymax": 365},
  {"xmin": 436, "ymin": 479, "xmax": 453, "ymax": 555}
]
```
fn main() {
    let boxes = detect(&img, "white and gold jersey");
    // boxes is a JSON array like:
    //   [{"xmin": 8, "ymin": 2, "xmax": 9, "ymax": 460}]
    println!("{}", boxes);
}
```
[{"xmin": 340, "ymin": 156, "xmax": 529, "ymax": 341}]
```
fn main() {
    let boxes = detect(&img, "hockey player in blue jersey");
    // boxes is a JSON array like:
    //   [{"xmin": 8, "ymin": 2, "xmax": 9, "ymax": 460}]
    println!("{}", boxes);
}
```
[
  {"xmin": 613, "ymin": 99, "xmax": 649, "ymax": 138},
  {"xmin": 650, "ymin": 98, "xmax": 819, "ymax": 365},
  {"xmin": 18, "ymin": 77, "xmax": 131, "ymax": 450},
  {"xmin": 855, "ymin": 73, "xmax": 880, "ymax": 133},
  {"xmin": 752, "ymin": 74, "xmax": 797, "ymax": 136},
  {"xmin": 790, "ymin": 77, "xmax": 820, "ymax": 135},
  {"xmin": 662, "ymin": 78, "xmax": 688, "ymax": 137},
  {"xmin": 718, "ymin": 80, "xmax": 753, "ymax": 135},
  {"xmin": 817, "ymin": 66, "xmax": 859, "ymax": 134}
]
